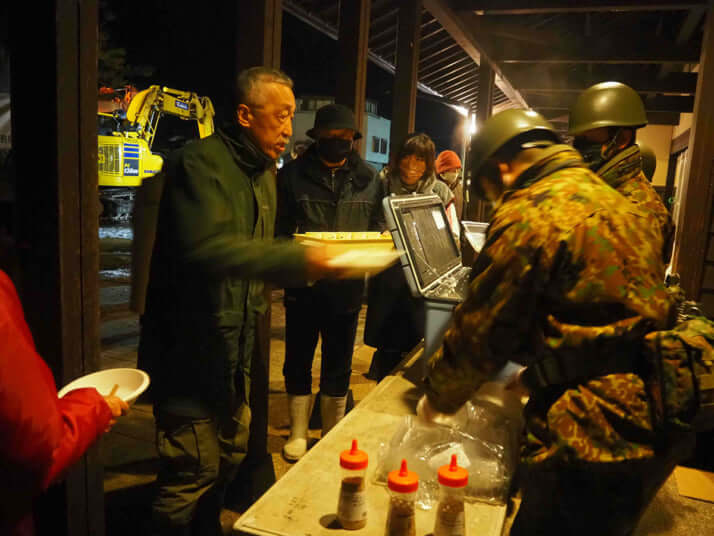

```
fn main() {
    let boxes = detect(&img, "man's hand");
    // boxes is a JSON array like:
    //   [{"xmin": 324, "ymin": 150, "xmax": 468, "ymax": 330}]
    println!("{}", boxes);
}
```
[
  {"xmin": 504, "ymin": 367, "xmax": 530, "ymax": 401},
  {"xmin": 102, "ymin": 395, "xmax": 129, "ymax": 432},
  {"xmin": 304, "ymin": 246, "xmax": 346, "ymax": 280},
  {"xmin": 416, "ymin": 395, "xmax": 469, "ymax": 429}
]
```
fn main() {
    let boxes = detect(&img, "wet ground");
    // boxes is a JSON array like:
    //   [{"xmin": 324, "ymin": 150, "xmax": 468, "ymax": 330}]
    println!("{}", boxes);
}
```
[{"xmin": 97, "ymin": 224, "xmax": 379, "ymax": 535}]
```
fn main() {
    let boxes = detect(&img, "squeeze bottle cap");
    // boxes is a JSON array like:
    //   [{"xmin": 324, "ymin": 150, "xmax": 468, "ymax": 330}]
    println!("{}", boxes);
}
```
[
  {"xmin": 340, "ymin": 439, "xmax": 368, "ymax": 470},
  {"xmin": 438, "ymin": 454, "xmax": 468, "ymax": 488},
  {"xmin": 388, "ymin": 459, "xmax": 419, "ymax": 493}
]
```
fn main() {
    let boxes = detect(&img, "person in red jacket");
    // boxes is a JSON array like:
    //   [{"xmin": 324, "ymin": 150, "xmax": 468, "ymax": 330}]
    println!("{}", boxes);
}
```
[{"xmin": 0, "ymin": 270, "xmax": 128, "ymax": 536}]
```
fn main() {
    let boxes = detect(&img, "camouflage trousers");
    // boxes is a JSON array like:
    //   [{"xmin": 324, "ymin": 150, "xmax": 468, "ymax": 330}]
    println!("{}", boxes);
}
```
[
  {"xmin": 151, "ymin": 404, "xmax": 251, "ymax": 536},
  {"xmin": 510, "ymin": 434, "xmax": 695, "ymax": 536}
]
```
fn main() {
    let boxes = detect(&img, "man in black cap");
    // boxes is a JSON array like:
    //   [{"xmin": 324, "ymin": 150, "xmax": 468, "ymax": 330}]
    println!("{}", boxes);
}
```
[{"xmin": 276, "ymin": 103, "xmax": 385, "ymax": 460}]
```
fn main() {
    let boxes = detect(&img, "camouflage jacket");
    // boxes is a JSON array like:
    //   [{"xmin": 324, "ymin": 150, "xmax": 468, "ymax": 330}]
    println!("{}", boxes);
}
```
[
  {"xmin": 597, "ymin": 145, "xmax": 673, "ymax": 262},
  {"xmin": 425, "ymin": 145, "xmax": 674, "ymax": 464}
]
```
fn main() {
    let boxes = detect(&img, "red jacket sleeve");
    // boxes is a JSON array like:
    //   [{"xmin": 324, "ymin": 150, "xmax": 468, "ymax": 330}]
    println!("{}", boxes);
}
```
[{"xmin": 0, "ymin": 271, "xmax": 112, "ymax": 497}]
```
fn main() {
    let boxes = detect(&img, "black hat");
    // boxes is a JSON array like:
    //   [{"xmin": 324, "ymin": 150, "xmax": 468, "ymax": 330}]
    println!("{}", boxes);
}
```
[{"xmin": 307, "ymin": 103, "xmax": 362, "ymax": 140}]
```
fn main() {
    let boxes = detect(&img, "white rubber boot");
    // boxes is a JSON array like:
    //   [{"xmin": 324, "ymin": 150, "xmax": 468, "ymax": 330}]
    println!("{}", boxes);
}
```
[
  {"xmin": 283, "ymin": 394, "xmax": 312, "ymax": 462},
  {"xmin": 321, "ymin": 394, "xmax": 347, "ymax": 436}
]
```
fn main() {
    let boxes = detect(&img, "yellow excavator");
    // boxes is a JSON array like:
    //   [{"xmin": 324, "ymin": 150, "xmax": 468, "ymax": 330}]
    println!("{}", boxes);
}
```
[{"xmin": 98, "ymin": 85, "xmax": 215, "ymax": 219}]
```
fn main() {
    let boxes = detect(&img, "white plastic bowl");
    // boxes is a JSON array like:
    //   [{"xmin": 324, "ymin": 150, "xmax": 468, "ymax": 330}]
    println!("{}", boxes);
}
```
[{"xmin": 57, "ymin": 368, "xmax": 150, "ymax": 405}]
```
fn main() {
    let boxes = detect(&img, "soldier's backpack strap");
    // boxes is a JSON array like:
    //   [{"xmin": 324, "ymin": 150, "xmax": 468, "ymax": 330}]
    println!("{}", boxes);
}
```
[{"xmin": 522, "ymin": 349, "xmax": 638, "ymax": 391}]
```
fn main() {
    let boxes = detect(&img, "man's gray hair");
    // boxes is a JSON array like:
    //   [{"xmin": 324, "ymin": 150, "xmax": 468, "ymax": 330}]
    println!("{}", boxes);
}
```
[{"xmin": 235, "ymin": 67, "xmax": 293, "ymax": 108}]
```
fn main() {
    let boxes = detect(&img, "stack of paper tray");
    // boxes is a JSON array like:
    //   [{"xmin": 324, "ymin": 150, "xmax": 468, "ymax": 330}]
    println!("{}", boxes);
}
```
[
  {"xmin": 294, "ymin": 232, "xmax": 400, "ymax": 278},
  {"xmin": 294, "ymin": 231, "xmax": 394, "ymax": 254}
]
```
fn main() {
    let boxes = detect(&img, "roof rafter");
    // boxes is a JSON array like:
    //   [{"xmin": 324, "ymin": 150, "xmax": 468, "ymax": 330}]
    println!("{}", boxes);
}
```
[
  {"xmin": 423, "ymin": 0, "xmax": 527, "ymax": 107},
  {"xmin": 450, "ymin": 1, "xmax": 706, "ymax": 15}
]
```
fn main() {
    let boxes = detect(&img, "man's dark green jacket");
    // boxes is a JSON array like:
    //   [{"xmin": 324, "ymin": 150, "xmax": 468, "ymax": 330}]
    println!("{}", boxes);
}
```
[{"xmin": 140, "ymin": 125, "xmax": 307, "ymax": 417}]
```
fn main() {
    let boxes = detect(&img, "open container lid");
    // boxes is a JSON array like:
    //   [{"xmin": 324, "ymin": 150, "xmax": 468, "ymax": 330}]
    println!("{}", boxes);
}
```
[{"xmin": 383, "ymin": 194, "xmax": 462, "ymax": 295}]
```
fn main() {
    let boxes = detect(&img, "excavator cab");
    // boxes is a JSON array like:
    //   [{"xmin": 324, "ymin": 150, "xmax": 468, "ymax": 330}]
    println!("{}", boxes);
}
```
[{"xmin": 97, "ymin": 86, "xmax": 215, "ymax": 220}]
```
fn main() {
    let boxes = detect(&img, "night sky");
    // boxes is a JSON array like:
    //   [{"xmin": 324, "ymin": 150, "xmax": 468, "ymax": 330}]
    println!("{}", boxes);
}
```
[{"xmin": 107, "ymin": 3, "xmax": 463, "ymax": 156}]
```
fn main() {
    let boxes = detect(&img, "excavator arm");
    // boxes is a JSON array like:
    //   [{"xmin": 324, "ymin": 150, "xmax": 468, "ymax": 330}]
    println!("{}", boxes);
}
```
[
  {"xmin": 126, "ymin": 86, "xmax": 215, "ymax": 149},
  {"xmin": 99, "ymin": 85, "xmax": 215, "ymax": 189}
]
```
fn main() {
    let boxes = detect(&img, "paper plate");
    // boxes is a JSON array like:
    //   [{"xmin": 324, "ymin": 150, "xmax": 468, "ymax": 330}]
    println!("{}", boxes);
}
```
[
  {"xmin": 57, "ymin": 368, "xmax": 150, "ymax": 405},
  {"xmin": 327, "ymin": 249, "xmax": 403, "ymax": 278}
]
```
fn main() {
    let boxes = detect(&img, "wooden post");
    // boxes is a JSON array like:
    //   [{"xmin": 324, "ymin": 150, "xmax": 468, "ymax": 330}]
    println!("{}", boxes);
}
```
[
  {"xmin": 336, "ymin": 0, "xmax": 371, "ymax": 157},
  {"xmin": 9, "ymin": 1, "xmax": 101, "ymax": 535},
  {"xmin": 226, "ymin": 0, "xmax": 284, "ymax": 510},
  {"xmin": 476, "ymin": 64, "xmax": 495, "ymax": 128},
  {"xmin": 235, "ymin": 0, "xmax": 283, "ymax": 72},
  {"xmin": 671, "ymin": 10, "xmax": 714, "ymax": 313},
  {"xmin": 465, "ymin": 63, "xmax": 495, "ymax": 223},
  {"xmin": 390, "ymin": 0, "xmax": 423, "ymax": 153}
]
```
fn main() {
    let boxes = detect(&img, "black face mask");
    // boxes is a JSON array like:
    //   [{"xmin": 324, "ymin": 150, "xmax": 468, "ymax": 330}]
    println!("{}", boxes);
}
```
[
  {"xmin": 317, "ymin": 137, "xmax": 352, "ymax": 163},
  {"xmin": 573, "ymin": 129, "xmax": 622, "ymax": 171}
]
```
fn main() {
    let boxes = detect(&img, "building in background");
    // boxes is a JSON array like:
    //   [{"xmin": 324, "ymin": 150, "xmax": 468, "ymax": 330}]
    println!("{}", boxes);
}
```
[{"xmin": 290, "ymin": 96, "xmax": 390, "ymax": 171}]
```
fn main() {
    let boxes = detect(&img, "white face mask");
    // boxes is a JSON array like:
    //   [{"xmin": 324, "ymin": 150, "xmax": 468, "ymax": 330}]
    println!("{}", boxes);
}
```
[{"xmin": 441, "ymin": 170, "xmax": 461, "ymax": 186}]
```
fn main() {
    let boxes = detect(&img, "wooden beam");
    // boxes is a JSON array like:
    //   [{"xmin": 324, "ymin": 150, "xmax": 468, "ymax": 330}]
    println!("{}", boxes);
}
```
[
  {"xmin": 504, "ymin": 66, "xmax": 698, "ymax": 94},
  {"xmin": 225, "ymin": 0, "xmax": 284, "ymax": 508},
  {"xmin": 391, "ymin": 0, "xmax": 423, "ymax": 151},
  {"xmin": 431, "ymin": 72, "xmax": 478, "ymax": 93},
  {"xmin": 10, "ymin": 2, "xmax": 101, "ymax": 535},
  {"xmin": 467, "ymin": 62, "xmax": 496, "ymax": 223},
  {"xmin": 659, "ymin": 6, "xmax": 707, "ymax": 78},
  {"xmin": 336, "ymin": 0, "xmax": 371, "ymax": 157},
  {"xmin": 421, "ymin": 24, "xmax": 446, "ymax": 42},
  {"xmin": 419, "ymin": 42, "xmax": 461, "ymax": 65},
  {"xmin": 421, "ymin": 61, "xmax": 477, "ymax": 87},
  {"xmin": 672, "ymin": 10, "xmax": 714, "ymax": 304},
  {"xmin": 443, "ymin": 80, "xmax": 481, "ymax": 101},
  {"xmin": 419, "ymin": 53, "xmax": 472, "ymax": 79},
  {"xmin": 235, "ymin": 0, "xmax": 282, "ymax": 71},
  {"xmin": 525, "ymin": 93, "xmax": 695, "ymax": 113},
  {"xmin": 532, "ymin": 107, "xmax": 681, "ymax": 125},
  {"xmin": 671, "ymin": 128, "xmax": 690, "ymax": 155},
  {"xmin": 283, "ymin": 0, "xmax": 442, "ymax": 98},
  {"xmin": 495, "ymin": 42, "xmax": 701, "ymax": 64},
  {"xmin": 418, "ymin": 35, "xmax": 456, "ymax": 58},
  {"xmin": 476, "ymin": 64, "xmax": 495, "ymax": 127},
  {"xmin": 423, "ymin": 0, "xmax": 528, "ymax": 107},
  {"xmin": 450, "ymin": 1, "xmax": 706, "ymax": 14}
]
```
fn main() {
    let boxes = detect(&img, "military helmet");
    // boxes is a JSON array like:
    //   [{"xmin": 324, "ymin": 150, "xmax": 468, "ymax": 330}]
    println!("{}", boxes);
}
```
[
  {"xmin": 469, "ymin": 108, "xmax": 559, "ymax": 180},
  {"xmin": 638, "ymin": 143, "xmax": 657, "ymax": 181},
  {"xmin": 568, "ymin": 81, "xmax": 647, "ymax": 135}
]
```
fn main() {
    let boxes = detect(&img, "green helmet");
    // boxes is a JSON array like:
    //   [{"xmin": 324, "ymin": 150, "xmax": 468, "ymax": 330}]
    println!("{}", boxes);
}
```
[
  {"xmin": 470, "ymin": 108, "xmax": 559, "ymax": 180},
  {"xmin": 638, "ymin": 143, "xmax": 657, "ymax": 181},
  {"xmin": 568, "ymin": 81, "xmax": 647, "ymax": 135}
]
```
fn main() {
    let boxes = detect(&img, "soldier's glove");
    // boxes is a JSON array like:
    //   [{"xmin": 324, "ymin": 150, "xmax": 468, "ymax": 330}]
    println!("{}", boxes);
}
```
[{"xmin": 416, "ymin": 395, "xmax": 469, "ymax": 429}]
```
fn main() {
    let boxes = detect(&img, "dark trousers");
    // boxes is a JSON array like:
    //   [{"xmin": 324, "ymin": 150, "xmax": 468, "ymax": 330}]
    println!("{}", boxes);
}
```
[
  {"xmin": 225, "ymin": 302, "xmax": 276, "ymax": 512},
  {"xmin": 283, "ymin": 300, "xmax": 359, "ymax": 397},
  {"xmin": 151, "ymin": 405, "xmax": 251, "ymax": 536},
  {"xmin": 511, "ymin": 437, "xmax": 695, "ymax": 536}
]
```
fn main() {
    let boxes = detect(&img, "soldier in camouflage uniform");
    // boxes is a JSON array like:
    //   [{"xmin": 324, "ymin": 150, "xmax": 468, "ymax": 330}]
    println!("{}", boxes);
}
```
[
  {"xmin": 569, "ymin": 82, "xmax": 673, "ymax": 262},
  {"xmin": 417, "ymin": 109, "xmax": 694, "ymax": 535}
]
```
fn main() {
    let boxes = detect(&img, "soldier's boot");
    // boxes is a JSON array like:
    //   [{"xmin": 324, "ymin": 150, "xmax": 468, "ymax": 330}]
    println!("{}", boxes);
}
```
[
  {"xmin": 283, "ymin": 394, "xmax": 312, "ymax": 461},
  {"xmin": 321, "ymin": 394, "xmax": 347, "ymax": 436}
]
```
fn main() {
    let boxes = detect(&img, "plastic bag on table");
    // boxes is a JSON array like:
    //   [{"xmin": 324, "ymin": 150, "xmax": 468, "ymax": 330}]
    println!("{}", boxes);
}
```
[{"xmin": 374, "ymin": 386, "xmax": 521, "ymax": 509}]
